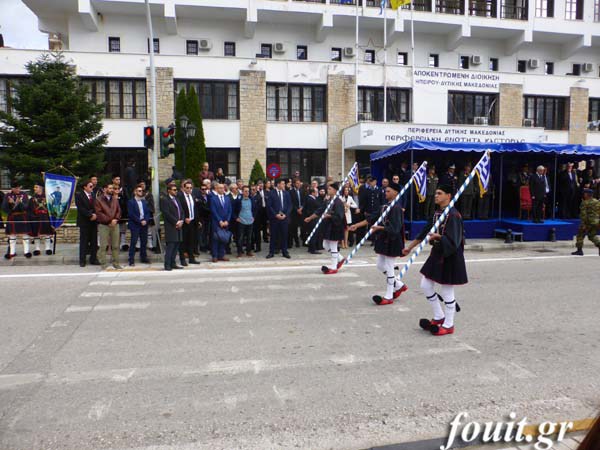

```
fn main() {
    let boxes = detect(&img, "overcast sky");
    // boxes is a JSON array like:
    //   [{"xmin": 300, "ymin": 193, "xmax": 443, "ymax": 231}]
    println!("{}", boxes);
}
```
[{"xmin": 0, "ymin": 0, "xmax": 48, "ymax": 49}]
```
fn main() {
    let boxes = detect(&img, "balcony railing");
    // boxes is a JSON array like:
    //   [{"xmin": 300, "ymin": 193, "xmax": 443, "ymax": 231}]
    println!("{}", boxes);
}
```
[
  {"xmin": 469, "ymin": 0, "xmax": 498, "ymax": 16},
  {"xmin": 436, "ymin": 0, "xmax": 465, "ymax": 14}
]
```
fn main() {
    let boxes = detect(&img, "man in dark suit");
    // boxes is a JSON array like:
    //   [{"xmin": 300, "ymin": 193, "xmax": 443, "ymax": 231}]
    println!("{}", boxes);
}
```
[
  {"xmin": 558, "ymin": 162, "xmax": 579, "ymax": 218},
  {"xmin": 177, "ymin": 180, "xmax": 200, "ymax": 265},
  {"xmin": 127, "ymin": 183, "xmax": 152, "ymax": 266},
  {"xmin": 529, "ymin": 165, "xmax": 547, "ymax": 223},
  {"xmin": 266, "ymin": 178, "xmax": 292, "ymax": 259},
  {"xmin": 160, "ymin": 182, "xmax": 184, "ymax": 271},
  {"xmin": 253, "ymin": 179, "xmax": 269, "ymax": 251},
  {"xmin": 288, "ymin": 178, "xmax": 305, "ymax": 248},
  {"xmin": 209, "ymin": 182, "xmax": 232, "ymax": 263},
  {"xmin": 75, "ymin": 179, "xmax": 100, "ymax": 267}
]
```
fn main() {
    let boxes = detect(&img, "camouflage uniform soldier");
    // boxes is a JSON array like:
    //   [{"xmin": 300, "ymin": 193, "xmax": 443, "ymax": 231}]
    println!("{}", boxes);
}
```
[{"xmin": 571, "ymin": 188, "xmax": 600, "ymax": 256}]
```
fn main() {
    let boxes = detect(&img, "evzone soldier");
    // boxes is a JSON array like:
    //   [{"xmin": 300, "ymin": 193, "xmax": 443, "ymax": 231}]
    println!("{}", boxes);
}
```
[
  {"xmin": 28, "ymin": 181, "xmax": 54, "ymax": 255},
  {"xmin": 403, "ymin": 184, "xmax": 467, "ymax": 336},
  {"xmin": 2, "ymin": 181, "xmax": 31, "ymax": 259},
  {"xmin": 304, "ymin": 183, "xmax": 346, "ymax": 274},
  {"xmin": 349, "ymin": 181, "xmax": 407, "ymax": 305},
  {"xmin": 571, "ymin": 188, "xmax": 600, "ymax": 256}
]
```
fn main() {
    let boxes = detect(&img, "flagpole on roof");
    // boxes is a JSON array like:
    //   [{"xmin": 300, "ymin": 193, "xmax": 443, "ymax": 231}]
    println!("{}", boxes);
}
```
[
  {"xmin": 410, "ymin": 0, "xmax": 415, "ymax": 122},
  {"xmin": 355, "ymin": 0, "xmax": 360, "ymax": 123},
  {"xmin": 383, "ymin": 0, "xmax": 387, "ymax": 123}
]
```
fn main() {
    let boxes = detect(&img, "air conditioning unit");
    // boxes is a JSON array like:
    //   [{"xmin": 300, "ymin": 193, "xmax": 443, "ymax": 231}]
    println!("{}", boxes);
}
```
[
  {"xmin": 588, "ymin": 120, "xmax": 600, "ymax": 131},
  {"xmin": 344, "ymin": 47, "xmax": 355, "ymax": 58},
  {"xmin": 273, "ymin": 42, "xmax": 286, "ymax": 53},
  {"xmin": 199, "ymin": 39, "xmax": 212, "ymax": 50},
  {"xmin": 470, "ymin": 55, "xmax": 482, "ymax": 65},
  {"xmin": 523, "ymin": 118, "xmax": 535, "ymax": 127},
  {"xmin": 582, "ymin": 62, "xmax": 594, "ymax": 73},
  {"xmin": 528, "ymin": 58, "xmax": 540, "ymax": 69},
  {"xmin": 473, "ymin": 116, "xmax": 488, "ymax": 125}
]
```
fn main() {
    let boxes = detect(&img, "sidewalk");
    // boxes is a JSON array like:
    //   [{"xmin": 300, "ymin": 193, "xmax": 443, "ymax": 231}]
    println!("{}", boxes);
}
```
[{"xmin": 0, "ymin": 238, "xmax": 596, "ymax": 267}]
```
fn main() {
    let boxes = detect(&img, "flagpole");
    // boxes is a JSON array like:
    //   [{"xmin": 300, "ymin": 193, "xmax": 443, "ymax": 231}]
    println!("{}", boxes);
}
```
[
  {"xmin": 342, "ymin": 161, "xmax": 428, "ymax": 267},
  {"xmin": 305, "ymin": 162, "xmax": 358, "ymax": 245},
  {"xmin": 410, "ymin": 0, "xmax": 415, "ymax": 122},
  {"xmin": 355, "ymin": 0, "xmax": 359, "ymax": 122},
  {"xmin": 397, "ymin": 151, "xmax": 491, "ymax": 281},
  {"xmin": 383, "ymin": 0, "xmax": 387, "ymax": 123}
]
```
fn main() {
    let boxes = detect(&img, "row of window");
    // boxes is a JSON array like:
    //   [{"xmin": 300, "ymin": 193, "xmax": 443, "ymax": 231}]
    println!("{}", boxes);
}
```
[
  {"xmin": 301, "ymin": 0, "xmax": 598, "ymax": 20},
  {"xmin": 2, "ymin": 76, "xmax": 598, "ymax": 131}
]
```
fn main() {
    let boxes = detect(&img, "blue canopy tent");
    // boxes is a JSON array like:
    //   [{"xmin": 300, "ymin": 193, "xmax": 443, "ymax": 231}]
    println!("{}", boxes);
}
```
[{"xmin": 369, "ymin": 140, "xmax": 600, "ymax": 241}]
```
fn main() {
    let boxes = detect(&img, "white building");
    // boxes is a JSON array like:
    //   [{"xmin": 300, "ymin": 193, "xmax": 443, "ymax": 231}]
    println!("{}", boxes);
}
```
[{"xmin": 1, "ymin": 0, "xmax": 600, "ymax": 185}]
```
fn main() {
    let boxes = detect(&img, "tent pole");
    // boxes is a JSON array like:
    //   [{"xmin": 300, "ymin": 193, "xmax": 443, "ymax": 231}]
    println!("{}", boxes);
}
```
[
  {"xmin": 552, "ymin": 154, "xmax": 557, "ymax": 220},
  {"xmin": 498, "ymin": 154, "xmax": 503, "ymax": 222},
  {"xmin": 410, "ymin": 149, "xmax": 414, "ymax": 223}
]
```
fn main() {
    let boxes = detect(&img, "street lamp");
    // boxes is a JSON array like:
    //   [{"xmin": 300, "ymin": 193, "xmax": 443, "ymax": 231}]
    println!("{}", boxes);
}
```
[{"xmin": 179, "ymin": 115, "xmax": 196, "ymax": 178}]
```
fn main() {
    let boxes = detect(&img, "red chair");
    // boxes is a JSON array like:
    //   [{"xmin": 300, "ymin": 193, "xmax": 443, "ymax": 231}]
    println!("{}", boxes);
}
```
[{"xmin": 519, "ymin": 185, "xmax": 532, "ymax": 220}]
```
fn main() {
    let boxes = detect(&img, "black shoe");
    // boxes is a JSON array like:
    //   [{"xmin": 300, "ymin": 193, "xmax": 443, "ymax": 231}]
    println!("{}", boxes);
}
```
[
  {"xmin": 90, "ymin": 260, "xmax": 101, "ymax": 266},
  {"xmin": 25, "ymin": 252, "xmax": 32, "ymax": 258},
  {"xmin": 33, "ymin": 250, "xmax": 41, "ymax": 256},
  {"xmin": 266, "ymin": 254, "xmax": 274, "ymax": 259},
  {"xmin": 121, "ymin": 245, "xmax": 129, "ymax": 251},
  {"xmin": 188, "ymin": 259, "xmax": 200, "ymax": 264},
  {"xmin": 164, "ymin": 266, "xmax": 172, "ymax": 271},
  {"xmin": 309, "ymin": 250, "xmax": 322, "ymax": 255},
  {"xmin": 180, "ymin": 261, "xmax": 189, "ymax": 267},
  {"xmin": 79, "ymin": 262, "xmax": 86, "ymax": 267},
  {"xmin": 45, "ymin": 250, "xmax": 53, "ymax": 255},
  {"xmin": 173, "ymin": 265, "xmax": 184, "ymax": 269},
  {"xmin": 129, "ymin": 262, "xmax": 135, "ymax": 267},
  {"xmin": 571, "ymin": 249, "xmax": 584, "ymax": 256},
  {"xmin": 282, "ymin": 253, "xmax": 291, "ymax": 259},
  {"xmin": 140, "ymin": 259, "xmax": 151, "ymax": 264}
]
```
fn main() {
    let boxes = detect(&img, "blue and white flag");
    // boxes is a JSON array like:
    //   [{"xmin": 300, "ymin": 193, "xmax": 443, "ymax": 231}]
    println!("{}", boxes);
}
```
[
  {"xmin": 44, "ymin": 172, "xmax": 76, "ymax": 229},
  {"xmin": 412, "ymin": 162, "xmax": 428, "ymax": 203},
  {"xmin": 379, "ymin": 0, "xmax": 386, "ymax": 14},
  {"xmin": 474, "ymin": 151, "xmax": 491, "ymax": 198},
  {"xmin": 348, "ymin": 162, "xmax": 360, "ymax": 194},
  {"xmin": 340, "ymin": 0, "xmax": 354, "ymax": 3}
]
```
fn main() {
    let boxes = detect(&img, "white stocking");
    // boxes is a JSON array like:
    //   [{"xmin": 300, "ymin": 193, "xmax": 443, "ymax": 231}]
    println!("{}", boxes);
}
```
[
  {"xmin": 420, "ymin": 276, "xmax": 444, "ymax": 321},
  {"xmin": 44, "ymin": 236, "xmax": 52, "ymax": 251},
  {"xmin": 34, "ymin": 238, "xmax": 41, "ymax": 252},
  {"xmin": 9, "ymin": 236, "xmax": 16, "ymax": 255},
  {"xmin": 23, "ymin": 236, "xmax": 30, "ymax": 254},
  {"xmin": 439, "ymin": 284, "xmax": 456, "ymax": 328},
  {"xmin": 324, "ymin": 239, "xmax": 339, "ymax": 270}
]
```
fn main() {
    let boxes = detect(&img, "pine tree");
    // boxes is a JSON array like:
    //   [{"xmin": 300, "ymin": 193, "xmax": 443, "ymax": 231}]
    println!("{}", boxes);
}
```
[
  {"xmin": 173, "ymin": 88, "xmax": 188, "ymax": 174},
  {"xmin": 184, "ymin": 86, "xmax": 206, "ymax": 180},
  {"xmin": 249, "ymin": 159, "xmax": 266, "ymax": 185},
  {"xmin": 0, "ymin": 53, "xmax": 107, "ymax": 186}
]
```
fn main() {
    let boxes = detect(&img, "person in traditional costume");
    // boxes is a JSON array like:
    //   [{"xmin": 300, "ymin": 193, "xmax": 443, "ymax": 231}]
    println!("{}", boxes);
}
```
[
  {"xmin": 349, "ymin": 181, "xmax": 407, "ymax": 305},
  {"xmin": 304, "ymin": 183, "xmax": 346, "ymax": 275},
  {"xmin": 403, "ymin": 184, "xmax": 467, "ymax": 336},
  {"xmin": 2, "ymin": 181, "xmax": 31, "ymax": 259},
  {"xmin": 27, "ymin": 181, "xmax": 54, "ymax": 255}
]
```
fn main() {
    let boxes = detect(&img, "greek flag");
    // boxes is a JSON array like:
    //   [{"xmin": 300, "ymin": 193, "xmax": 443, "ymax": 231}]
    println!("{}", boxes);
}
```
[
  {"xmin": 379, "ymin": 0, "xmax": 386, "ymax": 14},
  {"xmin": 412, "ymin": 162, "xmax": 428, "ymax": 203},
  {"xmin": 340, "ymin": 0, "xmax": 354, "ymax": 3},
  {"xmin": 348, "ymin": 162, "xmax": 360, "ymax": 194},
  {"xmin": 475, "ymin": 151, "xmax": 491, "ymax": 198}
]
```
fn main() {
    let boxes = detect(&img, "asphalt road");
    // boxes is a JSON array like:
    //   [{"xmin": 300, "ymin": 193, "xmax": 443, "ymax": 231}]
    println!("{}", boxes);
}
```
[{"xmin": 0, "ymin": 249, "xmax": 598, "ymax": 450}]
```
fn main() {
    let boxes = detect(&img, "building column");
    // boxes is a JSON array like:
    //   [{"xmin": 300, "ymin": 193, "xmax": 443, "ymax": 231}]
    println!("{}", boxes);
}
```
[
  {"xmin": 239, "ymin": 70, "xmax": 267, "ymax": 180},
  {"xmin": 327, "ymin": 74, "xmax": 356, "ymax": 179},
  {"xmin": 568, "ymin": 86, "xmax": 589, "ymax": 145},
  {"xmin": 498, "ymin": 83, "xmax": 523, "ymax": 127},
  {"xmin": 146, "ymin": 67, "xmax": 175, "ymax": 182}
]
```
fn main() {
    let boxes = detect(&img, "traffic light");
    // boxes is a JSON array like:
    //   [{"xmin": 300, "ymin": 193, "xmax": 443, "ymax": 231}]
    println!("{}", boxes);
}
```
[
  {"xmin": 143, "ymin": 126, "xmax": 154, "ymax": 149},
  {"xmin": 160, "ymin": 124, "xmax": 176, "ymax": 158}
]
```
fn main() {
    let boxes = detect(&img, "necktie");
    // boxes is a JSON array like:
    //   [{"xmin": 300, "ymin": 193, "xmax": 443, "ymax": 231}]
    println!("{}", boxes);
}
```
[
  {"xmin": 172, "ymin": 196, "xmax": 181, "ymax": 218},
  {"xmin": 87, "ymin": 193, "xmax": 92, "ymax": 205},
  {"xmin": 220, "ymin": 195, "xmax": 224, "ymax": 207},
  {"xmin": 279, "ymin": 191, "xmax": 283, "ymax": 210},
  {"xmin": 187, "ymin": 194, "xmax": 194, "ymax": 219},
  {"xmin": 297, "ymin": 190, "xmax": 301, "ymax": 207}
]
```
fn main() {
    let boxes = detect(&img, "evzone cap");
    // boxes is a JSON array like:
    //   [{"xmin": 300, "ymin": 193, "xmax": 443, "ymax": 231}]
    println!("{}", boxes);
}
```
[
  {"xmin": 388, "ymin": 182, "xmax": 401, "ymax": 192},
  {"xmin": 437, "ymin": 184, "xmax": 453, "ymax": 194}
]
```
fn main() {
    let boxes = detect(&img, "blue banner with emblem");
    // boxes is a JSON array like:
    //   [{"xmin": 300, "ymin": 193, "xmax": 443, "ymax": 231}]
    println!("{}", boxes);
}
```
[{"xmin": 44, "ymin": 173, "xmax": 76, "ymax": 229}]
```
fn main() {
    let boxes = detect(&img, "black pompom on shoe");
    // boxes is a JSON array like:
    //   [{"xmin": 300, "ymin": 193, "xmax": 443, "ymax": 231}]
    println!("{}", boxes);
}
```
[
  {"xmin": 33, "ymin": 250, "xmax": 41, "ymax": 256},
  {"xmin": 25, "ymin": 252, "xmax": 32, "ymax": 258}
]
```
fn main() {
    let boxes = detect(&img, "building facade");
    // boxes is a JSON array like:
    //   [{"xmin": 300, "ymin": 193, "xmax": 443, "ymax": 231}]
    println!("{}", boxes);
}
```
[{"xmin": 1, "ymin": 0, "xmax": 600, "ymax": 186}]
